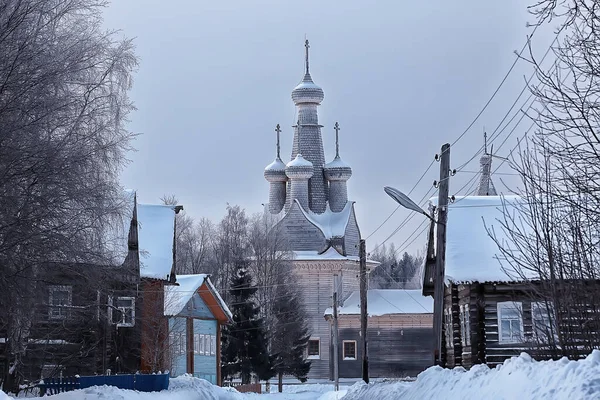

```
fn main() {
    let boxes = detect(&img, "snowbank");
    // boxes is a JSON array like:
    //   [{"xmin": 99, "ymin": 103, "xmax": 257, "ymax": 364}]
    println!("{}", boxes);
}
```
[
  {"xmin": 0, "ymin": 390, "xmax": 10, "ymax": 400},
  {"xmin": 343, "ymin": 351, "xmax": 600, "ymax": 400},
  {"xmin": 12, "ymin": 375, "xmax": 245, "ymax": 400}
]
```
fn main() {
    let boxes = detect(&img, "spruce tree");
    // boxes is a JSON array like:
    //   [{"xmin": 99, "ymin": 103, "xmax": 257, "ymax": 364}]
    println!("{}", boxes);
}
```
[
  {"xmin": 221, "ymin": 260, "xmax": 274, "ymax": 384},
  {"xmin": 271, "ymin": 281, "xmax": 311, "ymax": 391}
]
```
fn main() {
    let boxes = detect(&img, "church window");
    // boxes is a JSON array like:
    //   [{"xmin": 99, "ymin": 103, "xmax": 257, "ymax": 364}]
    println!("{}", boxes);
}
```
[
  {"xmin": 307, "ymin": 338, "xmax": 320, "ymax": 359},
  {"xmin": 343, "ymin": 340, "xmax": 356, "ymax": 360}
]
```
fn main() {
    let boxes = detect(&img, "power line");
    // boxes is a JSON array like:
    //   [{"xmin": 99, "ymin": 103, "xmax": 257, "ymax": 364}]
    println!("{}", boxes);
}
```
[
  {"xmin": 365, "ymin": 158, "xmax": 436, "ymax": 240},
  {"xmin": 450, "ymin": 23, "xmax": 540, "ymax": 147},
  {"xmin": 365, "ymin": 26, "xmax": 544, "ymax": 244}
]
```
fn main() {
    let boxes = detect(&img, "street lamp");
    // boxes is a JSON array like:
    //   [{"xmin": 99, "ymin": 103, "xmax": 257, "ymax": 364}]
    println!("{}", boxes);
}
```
[
  {"xmin": 383, "ymin": 186, "xmax": 436, "ymax": 223},
  {"xmin": 383, "ymin": 185, "xmax": 446, "ymax": 367}
]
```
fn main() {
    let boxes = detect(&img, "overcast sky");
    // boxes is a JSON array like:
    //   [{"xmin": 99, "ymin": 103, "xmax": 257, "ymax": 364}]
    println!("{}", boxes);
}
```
[{"xmin": 102, "ymin": 1, "xmax": 556, "ymax": 255}]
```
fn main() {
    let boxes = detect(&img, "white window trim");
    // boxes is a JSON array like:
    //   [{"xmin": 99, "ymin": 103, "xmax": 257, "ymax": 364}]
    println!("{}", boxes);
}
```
[
  {"xmin": 531, "ymin": 301, "xmax": 556, "ymax": 343},
  {"xmin": 307, "ymin": 338, "xmax": 320, "ymax": 360},
  {"xmin": 108, "ymin": 296, "xmax": 136, "ymax": 328},
  {"xmin": 460, "ymin": 304, "xmax": 471, "ymax": 347},
  {"xmin": 342, "ymin": 340, "xmax": 357, "ymax": 360},
  {"xmin": 210, "ymin": 335, "xmax": 216, "ymax": 356},
  {"xmin": 497, "ymin": 301, "xmax": 524, "ymax": 344},
  {"xmin": 444, "ymin": 308, "xmax": 453, "ymax": 348},
  {"xmin": 204, "ymin": 335, "xmax": 210, "ymax": 356},
  {"xmin": 49, "ymin": 285, "xmax": 72, "ymax": 320}
]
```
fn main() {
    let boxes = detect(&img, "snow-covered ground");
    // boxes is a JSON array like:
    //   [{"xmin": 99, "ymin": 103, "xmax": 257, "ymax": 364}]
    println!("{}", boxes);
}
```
[
  {"xmin": 2, "ymin": 376, "xmax": 347, "ymax": 400},
  {"xmin": 4, "ymin": 352, "xmax": 600, "ymax": 399},
  {"xmin": 344, "ymin": 351, "xmax": 600, "ymax": 400}
]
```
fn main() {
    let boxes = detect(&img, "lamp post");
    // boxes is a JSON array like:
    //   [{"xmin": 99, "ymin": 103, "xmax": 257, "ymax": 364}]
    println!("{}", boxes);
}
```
[{"xmin": 384, "ymin": 184, "xmax": 447, "ymax": 366}]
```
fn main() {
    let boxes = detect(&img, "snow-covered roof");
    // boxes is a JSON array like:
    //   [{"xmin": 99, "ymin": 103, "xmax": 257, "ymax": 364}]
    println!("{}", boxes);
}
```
[
  {"xmin": 264, "ymin": 158, "xmax": 286, "ymax": 172},
  {"xmin": 441, "ymin": 195, "xmax": 534, "ymax": 283},
  {"xmin": 325, "ymin": 156, "xmax": 351, "ymax": 170},
  {"xmin": 293, "ymin": 247, "xmax": 380, "ymax": 265},
  {"xmin": 164, "ymin": 274, "xmax": 208, "ymax": 316},
  {"xmin": 287, "ymin": 154, "xmax": 313, "ymax": 168},
  {"xmin": 298, "ymin": 201, "xmax": 353, "ymax": 238},
  {"xmin": 324, "ymin": 289, "xmax": 433, "ymax": 316},
  {"xmin": 137, "ymin": 203, "xmax": 177, "ymax": 280},
  {"xmin": 164, "ymin": 274, "xmax": 233, "ymax": 320}
]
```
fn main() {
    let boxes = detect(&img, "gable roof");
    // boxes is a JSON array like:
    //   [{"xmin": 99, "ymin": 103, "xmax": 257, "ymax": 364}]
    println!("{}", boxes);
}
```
[
  {"xmin": 164, "ymin": 274, "xmax": 232, "ymax": 323},
  {"xmin": 324, "ymin": 289, "xmax": 433, "ymax": 317},
  {"xmin": 137, "ymin": 203, "xmax": 177, "ymax": 280},
  {"xmin": 440, "ymin": 195, "xmax": 535, "ymax": 283},
  {"xmin": 298, "ymin": 200, "xmax": 354, "ymax": 238}
]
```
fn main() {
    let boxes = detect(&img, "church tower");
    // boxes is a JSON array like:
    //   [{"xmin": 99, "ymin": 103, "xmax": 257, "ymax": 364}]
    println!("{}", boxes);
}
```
[
  {"xmin": 262, "ymin": 41, "xmax": 374, "ymax": 379},
  {"xmin": 289, "ymin": 40, "xmax": 328, "ymax": 213}
]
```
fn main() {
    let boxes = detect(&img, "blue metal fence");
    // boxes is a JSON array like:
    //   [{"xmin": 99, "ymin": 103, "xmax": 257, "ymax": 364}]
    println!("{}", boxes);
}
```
[{"xmin": 38, "ymin": 373, "xmax": 169, "ymax": 396}]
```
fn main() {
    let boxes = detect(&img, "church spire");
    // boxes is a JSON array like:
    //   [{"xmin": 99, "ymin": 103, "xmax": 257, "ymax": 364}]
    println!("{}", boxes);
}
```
[
  {"xmin": 305, "ymin": 39, "xmax": 310, "ymax": 75},
  {"xmin": 476, "ymin": 131, "xmax": 497, "ymax": 196},
  {"xmin": 275, "ymin": 123, "xmax": 282, "ymax": 160},
  {"xmin": 334, "ymin": 121, "xmax": 340, "ymax": 158}
]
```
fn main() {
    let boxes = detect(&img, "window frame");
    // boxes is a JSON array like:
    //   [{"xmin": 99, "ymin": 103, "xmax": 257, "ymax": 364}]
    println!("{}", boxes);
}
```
[
  {"xmin": 307, "ymin": 338, "xmax": 320, "ymax": 359},
  {"xmin": 459, "ymin": 304, "xmax": 471, "ymax": 347},
  {"xmin": 342, "ymin": 340, "xmax": 357, "ymax": 360},
  {"xmin": 531, "ymin": 301, "xmax": 556, "ymax": 343},
  {"xmin": 48, "ymin": 285, "xmax": 72, "ymax": 320},
  {"xmin": 444, "ymin": 308, "xmax": 453, "ymax": 348},
  {"xmin": 210, "ymin": 335, "xmax": 216, "ymax": 356},
  {"xmin": 108, "ymin": 296, "xmax": 136, "ymax": 328},
  {"xmin": 497, "ymin": 301, "xmax": 524, "ymax": 344},
  {"xmin": 204, "ymin": 334, "xmax": 210, "ymax": 356}
]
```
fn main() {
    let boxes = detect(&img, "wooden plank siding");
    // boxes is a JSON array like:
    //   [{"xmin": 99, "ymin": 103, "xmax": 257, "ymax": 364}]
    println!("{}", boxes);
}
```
[{"xmin": 336, "ymin": 314, "xmax": 433, "ymax": 378}]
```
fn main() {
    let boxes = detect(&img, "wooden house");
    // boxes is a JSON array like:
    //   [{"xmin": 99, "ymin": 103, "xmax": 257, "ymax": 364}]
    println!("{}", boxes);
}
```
[
  {"xmin": 423, "ymin": 195, "xmax": 565, "ymax": 368},
  {"xmin": 324, "ymin": 289, "xmax": 433, "ymax": 378},
  {"xmin": 0, "ymin": 192, "xmax": 182, "ymax": 388},
  {"xmin": 164, "ymin": 274, "xmax": 232, "ymax": 385}
]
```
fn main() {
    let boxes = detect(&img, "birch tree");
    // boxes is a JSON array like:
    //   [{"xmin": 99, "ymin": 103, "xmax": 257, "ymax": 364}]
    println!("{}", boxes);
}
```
[{"xmin": 0, "ymin": 0, "xmax": 137, "ymax": 391}]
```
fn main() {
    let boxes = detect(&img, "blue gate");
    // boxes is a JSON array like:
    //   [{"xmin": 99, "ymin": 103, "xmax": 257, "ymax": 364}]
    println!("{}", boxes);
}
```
[{"xmin": 38, "ymin": 373, "xmax": 169, "ymax": 396}]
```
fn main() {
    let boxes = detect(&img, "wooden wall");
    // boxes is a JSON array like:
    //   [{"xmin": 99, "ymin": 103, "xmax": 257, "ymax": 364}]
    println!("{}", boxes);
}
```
[{"xmin": 336, "ymin": 314, "xmax": 433, "ymax": 378}]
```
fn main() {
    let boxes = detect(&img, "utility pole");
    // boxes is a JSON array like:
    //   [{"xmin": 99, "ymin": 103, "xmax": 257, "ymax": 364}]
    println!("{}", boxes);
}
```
[
  {"xmin": 433, "ymin": 143, "xmax": 450, "ymax": 366},
  {"xmin": 359, "ymin": 239, "xmax": 369, "ymax": 383},
  {"xmin": 332, "ymin": 274, "xmax": 340, "ymax": 391}
]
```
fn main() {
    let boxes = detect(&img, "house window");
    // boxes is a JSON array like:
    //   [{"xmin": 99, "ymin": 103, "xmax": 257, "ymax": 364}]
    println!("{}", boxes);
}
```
[
  {"xmin": 110, "ymin": 297, "xmax": 135, "ymax": 327},
  {"xmin": 460, "ymin": 304, "xmax": 471, "ymax": 346},
  {"xmin": 532, "ymin": 302, "xmax": 555, "ymax": 343},
  {"xmin": 307, "ymin": 338, "xmax": 320, "ymax": 359},
  {"xmin": 204, "ymin": 335, "xmax": 211, "ymax": 356},
  {"xmin": 193, "ymin": 334, "xmax": 200, "ymax": 354},
  {"xmin": 498, "ymin": 302, "xmax": 523, "ymax": 344},
  {"xmin": 198, "ymin": 334, "xmax": 203, "ymax": 355},
  {"xmin": 444, "ymin": 308, "xmax": 453, "ymax": 348},
  {"xmin": 343, "ymin": 340, "xmax": 357, "ymax": 360},
  {"xmin": 49, "ymin": 286, "xmax": 72, "ymax": 320},
  {"xmin": 210, "ymin": 335, "xmax": 216, "ymax": 356}
]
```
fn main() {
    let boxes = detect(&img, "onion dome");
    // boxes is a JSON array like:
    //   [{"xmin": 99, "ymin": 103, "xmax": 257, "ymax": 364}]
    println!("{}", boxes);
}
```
[
  {"xmin": 264, "ymin": 123, "xmax": 288, "ymax": 183},
  {"xmin": 264, "ymin": 158, "xmax": 287, "ymax": 182},
  {"xmin": 291, "ymin": 40, "xmax": 324, "ymax": 105},
  {"xmin": 285, "ymin": 154, "xmax": 313, "ymax": 179},
  {"xmin": 324, "ymin": 156, "xmax": 352, "ymax": 181},
  {"xmin": 324, "ymin": 122, "xmax": 352, "ymax": 181}
]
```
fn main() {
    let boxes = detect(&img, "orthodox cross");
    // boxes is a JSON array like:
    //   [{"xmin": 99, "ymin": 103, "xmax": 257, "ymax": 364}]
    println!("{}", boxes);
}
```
[
  {"xmin": 484, "ymin": 131, "xmax": 488, "ymax": 155},
  {"xmin": 275, "ymin": 123, "xmax": 281, "ymax": 159},
  {"xmin": 305, "ymin": 39, "xmax": 310, "ymax": 74},
  {"xmin": 334, "ymin": 122, "xmax": 340, "ymax": 158}
]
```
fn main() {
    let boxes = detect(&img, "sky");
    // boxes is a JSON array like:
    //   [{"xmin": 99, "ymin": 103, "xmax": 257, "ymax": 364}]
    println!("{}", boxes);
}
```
[{"xmin": 102, "ymin": 0, "xmax": 557, "ymax": 255}]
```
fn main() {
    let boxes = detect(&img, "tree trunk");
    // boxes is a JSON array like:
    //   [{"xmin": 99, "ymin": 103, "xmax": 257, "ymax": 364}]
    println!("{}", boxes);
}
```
[{"xmin": 278, "ymin": 371, "xmax": 283, "ymax": 393}]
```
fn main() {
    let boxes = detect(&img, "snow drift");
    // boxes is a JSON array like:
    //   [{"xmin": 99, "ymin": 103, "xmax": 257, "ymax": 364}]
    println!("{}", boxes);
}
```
[{"xmin": 343, "ymin": 351, "xmax": 600, "ymax": 400}]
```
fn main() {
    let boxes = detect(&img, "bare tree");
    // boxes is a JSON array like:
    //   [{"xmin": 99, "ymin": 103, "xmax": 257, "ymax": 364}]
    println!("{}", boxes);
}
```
[
  {"xmin": 491, "ymin": 0, "xmax": 600, "ymax": 359},
  {"xmin": 0, "ymin": 0, "xmax": 137, "ymax": 391}
]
